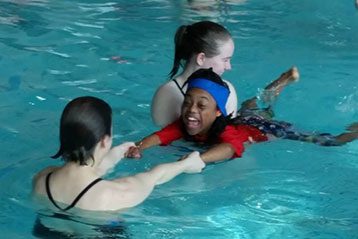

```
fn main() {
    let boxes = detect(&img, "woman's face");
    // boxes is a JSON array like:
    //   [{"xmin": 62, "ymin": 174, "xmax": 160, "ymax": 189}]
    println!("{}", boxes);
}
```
[
  {"xmin": 181, "ymin": 88, "xmax": 220, "ymax": 136},
  {"xmin": 201, "ymin": 38, "xmax": 235, "ymax": 76}
]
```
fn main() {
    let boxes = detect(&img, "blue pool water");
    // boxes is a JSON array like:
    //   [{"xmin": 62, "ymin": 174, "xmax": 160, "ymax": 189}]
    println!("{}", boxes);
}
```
[{"xmin": 0, "ymin": 0, "xmax": 357, "ymax": 238}]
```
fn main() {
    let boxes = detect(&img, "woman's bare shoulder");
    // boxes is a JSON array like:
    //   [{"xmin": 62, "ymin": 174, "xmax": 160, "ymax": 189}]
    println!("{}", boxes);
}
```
[
  {"xmin": 35, "ymin": 166, "xmax": 59, "ymax": 177},
  {"xmin": 154, "ymin": 80, "xmax": 178, "ymax": 95},
  {"xmin": 32, "ymin": 166, "xmax": 59, "ymax": 194},
  {"xmin": 93, "ymin": 178, "xmax": 150, "ymax": 210}
]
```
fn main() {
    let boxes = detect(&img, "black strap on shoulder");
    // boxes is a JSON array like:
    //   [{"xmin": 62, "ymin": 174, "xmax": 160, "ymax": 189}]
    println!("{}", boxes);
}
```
[
  {"xmin": 172, "ymin": 79, "xmax": 186, "ymax": 96},
  {"xmin": 45, "ymin": 172, "xmax": 63, "ymax": 210},
  {"xmin": 64, "ymin": 177, "xmax": 102, "ymax": 211},
  {"xmin": 45, "ymin": 172, "xmax": 102, "ymax": 211}
]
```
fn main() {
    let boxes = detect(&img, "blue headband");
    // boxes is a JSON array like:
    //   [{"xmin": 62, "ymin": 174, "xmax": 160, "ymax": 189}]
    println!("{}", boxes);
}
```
[{"xmin": 187, "ymin": 78, "xmax": 230, "ymax": 116}]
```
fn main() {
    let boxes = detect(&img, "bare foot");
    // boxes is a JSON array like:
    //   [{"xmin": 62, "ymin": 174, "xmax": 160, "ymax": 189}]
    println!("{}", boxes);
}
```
[
  {"xmin": 261, "ymin": 66, "xmax": 299, "ymax": 104},
  {"xmin": 335, "ymin": 131, "xmax": 358, "ymax": 145},
  {"xmin": 346, "ymin": 122, "xmax": 358, "ymax": 132},
  {"xmin": 264, "ymin": 66, "xmax": 299, "ymax": 94}
]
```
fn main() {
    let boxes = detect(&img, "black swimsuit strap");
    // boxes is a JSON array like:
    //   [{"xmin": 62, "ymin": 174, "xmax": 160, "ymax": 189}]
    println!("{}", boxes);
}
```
[
  {"xmin": 45, "ymin": 172, "xmax": 62, "ymax": 210},
  {"xmin": 45, "ymin": 172, "xmax": 102, "ymax": 211},
  {"xmin": 172, "ymin": 79, "xmax": 185, "ymax": 96},
  {"xmin": 65, "ymin": 177, "xmax": 102, "ymax": 211}
]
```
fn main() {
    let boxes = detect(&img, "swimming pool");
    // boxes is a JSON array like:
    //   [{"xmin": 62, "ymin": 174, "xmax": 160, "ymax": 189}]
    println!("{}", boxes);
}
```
[{"xmin": 0, "ymin": 0, "xmax": 357, "ymax": 238}]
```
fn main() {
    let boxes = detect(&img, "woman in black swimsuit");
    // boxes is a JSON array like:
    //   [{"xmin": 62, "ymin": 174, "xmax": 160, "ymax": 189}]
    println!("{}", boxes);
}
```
[{"xmin": 32, "ymin": 96, "xmax": 205, "ymax": 212}]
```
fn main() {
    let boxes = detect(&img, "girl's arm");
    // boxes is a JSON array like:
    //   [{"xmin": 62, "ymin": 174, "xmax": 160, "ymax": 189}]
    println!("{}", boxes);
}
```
[
  {"xmin": 199, "ymin": 143, "xmax": 235, "ymax": 163},
  {"xmin": 126, "ymin": 134, "xmax": 162, "ymax": 158}
]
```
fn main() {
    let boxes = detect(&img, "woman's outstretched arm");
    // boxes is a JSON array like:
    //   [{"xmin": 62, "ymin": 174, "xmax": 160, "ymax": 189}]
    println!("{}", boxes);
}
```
[
  {"xmin": 97, "ymin": 142, "xmax": 135, "ymax": 176},
  {"xmin": 111, "ymin": 151, "xmax": 205, "ymax": 208}
]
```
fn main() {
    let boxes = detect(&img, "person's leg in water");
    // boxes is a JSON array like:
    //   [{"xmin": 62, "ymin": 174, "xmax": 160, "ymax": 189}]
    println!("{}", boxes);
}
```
[
  {"xmin": 238, "ymin": 66, "xmax": 300, "ymax": 118},
  {"xmin": 262, "ymin": 66, "xmax": 300, "ymax": 101},
  {"xmin": 281, "ymin": 122, "xmax": 358, "ymax": 146}
]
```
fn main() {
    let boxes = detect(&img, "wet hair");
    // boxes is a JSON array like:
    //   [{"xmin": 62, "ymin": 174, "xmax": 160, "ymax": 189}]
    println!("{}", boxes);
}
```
[
  {"xmin": 169, "ymin": 21, "xmax": 232, "ymax": 79},
  {"xmin": 52, "ymin": 96, "xmax": 112, "ymax": 165},
  {"xmin": 184, "ymin": 68, "xmax": 232, "ymax": 142}
]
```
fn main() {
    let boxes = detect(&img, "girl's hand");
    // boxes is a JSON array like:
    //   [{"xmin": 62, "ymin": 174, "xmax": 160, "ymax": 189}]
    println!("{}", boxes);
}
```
[
  {"xmin": 125, "ymin": 146, "xmax": 142, "ymax": 159},
  {"xmin": 112, "ymin": 142, "xmax": 136, "ymax": 158}
]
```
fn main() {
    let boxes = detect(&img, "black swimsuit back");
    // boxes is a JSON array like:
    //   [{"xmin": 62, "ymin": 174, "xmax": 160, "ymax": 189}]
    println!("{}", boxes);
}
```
[{"xmin": 45, "ymin": 172, "xmax": 102, "ymax": 211}]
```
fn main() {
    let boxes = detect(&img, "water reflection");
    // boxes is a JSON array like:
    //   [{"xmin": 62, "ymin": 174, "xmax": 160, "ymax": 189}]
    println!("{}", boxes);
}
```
[
  {"xmin": 33, "ymin": 210, "xmax": 130, "ymax": 238},
  {"xmin": 176, "ymin": 0, "xmax": 247, "ymax": 22}
]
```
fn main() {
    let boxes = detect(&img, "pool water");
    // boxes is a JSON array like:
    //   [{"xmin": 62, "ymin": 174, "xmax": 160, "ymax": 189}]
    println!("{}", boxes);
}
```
[{"xmin": 0, "ymin": 0, "xmax": 357, "ymax": 238}]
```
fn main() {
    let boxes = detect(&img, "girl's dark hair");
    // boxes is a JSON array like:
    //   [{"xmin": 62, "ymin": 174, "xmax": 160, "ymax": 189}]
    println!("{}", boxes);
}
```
[
  {"xmin": 184, "ymin": 68, "xmax": 232, "ymax": 142},
  {"xmin": 187, "ymin": 67, "xmax": 227, "ymax": 86},
  {"xmin": 169, "ymin": 21, "xmax": 232, "ymax": 79},
  {"xmin": 52, "ymin": 96, "xmax": 112, "ymax": 165}
]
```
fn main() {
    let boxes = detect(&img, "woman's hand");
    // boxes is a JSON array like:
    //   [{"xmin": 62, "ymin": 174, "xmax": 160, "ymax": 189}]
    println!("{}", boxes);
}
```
[{"xmin": 181, "ymin": 151, "xmax": 205, "ymax": 173}]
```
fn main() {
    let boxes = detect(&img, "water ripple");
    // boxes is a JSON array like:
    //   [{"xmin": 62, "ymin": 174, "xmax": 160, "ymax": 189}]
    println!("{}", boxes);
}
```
[
  {"xmin": 73, "ymin": 21, "xmax": 104, "ymax": 29},
  {"xmin": 62, "ymin": 79, "xmax": 97, "ymax": 86},
  {"xmin": 336, "ymin": 91, "xmax": 358, "ymax": 114}
]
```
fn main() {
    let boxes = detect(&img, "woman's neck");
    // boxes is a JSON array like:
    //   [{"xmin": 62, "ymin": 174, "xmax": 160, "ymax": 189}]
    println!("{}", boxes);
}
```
[
  {"xmin": 62, "ymin": 160, "xmax": 100, "ymax": 178},
  {"xmin": 176, "ymin": 64, "xmax": 199, "ymax": 85}
]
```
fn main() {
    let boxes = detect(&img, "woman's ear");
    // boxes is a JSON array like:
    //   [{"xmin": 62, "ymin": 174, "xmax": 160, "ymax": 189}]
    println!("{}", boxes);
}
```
[
  {"xmin": 196, "ymin": 52, "xmax": 206, "ymax": 66},
  {"xmin": 100, "ymin": 135, "xmax": 112, "ymax": 148},
  {"xmin": 216, "ymin": 110, "xmax": 222, "ymax": 117}
]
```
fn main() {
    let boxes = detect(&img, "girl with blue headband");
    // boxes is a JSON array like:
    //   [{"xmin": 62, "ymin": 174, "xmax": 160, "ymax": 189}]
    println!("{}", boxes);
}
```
[
  {"xmin": 127, "ymin": 68, "xmax": 268, "ymax": 163},
  {"xmin": 126, "ymin": 68, "xmax": 358, "ymax": 163}
]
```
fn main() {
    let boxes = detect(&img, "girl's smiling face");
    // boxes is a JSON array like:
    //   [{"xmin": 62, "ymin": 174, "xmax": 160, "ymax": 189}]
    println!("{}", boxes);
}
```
[{"xmin": 181, "ymin": 88, "xmax": 221, "ymax": 136}]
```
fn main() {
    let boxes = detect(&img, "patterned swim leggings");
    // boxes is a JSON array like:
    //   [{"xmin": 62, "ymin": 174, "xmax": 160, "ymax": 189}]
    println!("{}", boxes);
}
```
[{"xmin": 234, "ymin": 107, "xmax": 341, "ymax": 146}]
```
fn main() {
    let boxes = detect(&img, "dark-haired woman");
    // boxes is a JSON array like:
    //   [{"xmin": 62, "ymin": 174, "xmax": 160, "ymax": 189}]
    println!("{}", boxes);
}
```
[{"xmin": 32, "ymin": 96, "xmax": 205, "ymax": 211}]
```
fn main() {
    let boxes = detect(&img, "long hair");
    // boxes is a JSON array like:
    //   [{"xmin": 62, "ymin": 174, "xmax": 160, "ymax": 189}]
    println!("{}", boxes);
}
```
[
  {"xmin": 52, "ymin": 96, "xmax": 112, "ymax": 165},
  {"xmin": 169, "ymin": 21, "xmax": 232, "ymax": 79}
]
